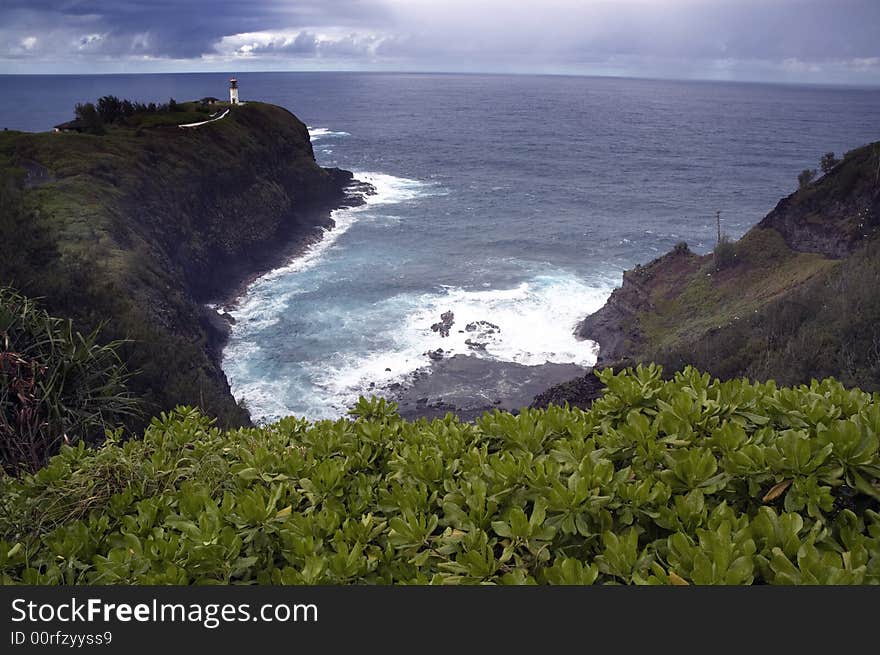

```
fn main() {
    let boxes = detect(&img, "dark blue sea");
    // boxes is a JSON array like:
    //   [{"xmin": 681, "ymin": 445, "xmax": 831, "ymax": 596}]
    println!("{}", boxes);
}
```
[{"xmin": 2, "ymin": 73, "xmax": 879, "ymax": 420}]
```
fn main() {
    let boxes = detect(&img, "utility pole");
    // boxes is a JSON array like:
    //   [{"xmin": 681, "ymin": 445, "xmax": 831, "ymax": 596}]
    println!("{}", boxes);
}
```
[{"xmin": 716, "ymin": 211, "xmax": 721, "ymax": 246}]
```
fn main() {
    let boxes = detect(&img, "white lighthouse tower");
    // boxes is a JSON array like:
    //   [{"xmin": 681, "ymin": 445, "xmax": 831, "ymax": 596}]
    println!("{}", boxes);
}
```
[{"xmin": 229, "ymin": 77, "xmax": 239, "ymax": 105}]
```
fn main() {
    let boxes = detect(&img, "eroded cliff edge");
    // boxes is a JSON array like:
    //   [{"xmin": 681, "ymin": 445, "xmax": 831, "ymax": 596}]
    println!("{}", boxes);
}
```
[
  {"xmin": 0, "ymin": 102, "xmax": 360, "ymax": 427},
  {"xmin": 560, "ymin": 140, "xmax": 880, "ymax": 407}
]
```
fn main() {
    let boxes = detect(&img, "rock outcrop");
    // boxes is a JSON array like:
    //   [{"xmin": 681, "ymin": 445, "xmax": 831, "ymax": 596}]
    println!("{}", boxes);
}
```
[
  {"xmin": 575, "ymin": 246, "xmax": 701, "ymax": 364},
  {"xmin": 431, "ymin": 311, "xmax": 455, "ymax": 337},
  {"xmin": 756, "ymin": 146, "xmax": 880, "ymax": 258}
]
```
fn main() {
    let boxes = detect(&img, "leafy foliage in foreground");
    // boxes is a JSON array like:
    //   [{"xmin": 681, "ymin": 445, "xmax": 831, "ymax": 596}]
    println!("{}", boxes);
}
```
[
  {"xmin": 1, "ymin": 365, "xmax": 879, "ymax": 585},
  {"xmin": 0, "ymin": 287, "xmax": 139, "ymax": 474}
]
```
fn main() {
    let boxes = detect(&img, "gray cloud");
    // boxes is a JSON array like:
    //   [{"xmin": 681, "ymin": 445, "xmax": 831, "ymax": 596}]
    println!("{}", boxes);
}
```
[
  {"xmin": 1, "ymin": 1, "xmax": 390, "ymax": 60},
  {"xmin": 1, "ymin": 0, "xmax": 878, "ymax": 84}
]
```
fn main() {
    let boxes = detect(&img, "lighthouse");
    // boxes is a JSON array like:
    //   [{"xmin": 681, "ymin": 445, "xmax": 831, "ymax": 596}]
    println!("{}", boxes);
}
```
[{"xmin": 229, "ymin": 77, "xmax": 239, "ymax": 105}]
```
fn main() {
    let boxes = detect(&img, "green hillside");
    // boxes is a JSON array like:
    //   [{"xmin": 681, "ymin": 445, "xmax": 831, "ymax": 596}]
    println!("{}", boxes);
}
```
[{"xmin": 577, "ymin": 141, "xmax": 880, "ymax": 391}]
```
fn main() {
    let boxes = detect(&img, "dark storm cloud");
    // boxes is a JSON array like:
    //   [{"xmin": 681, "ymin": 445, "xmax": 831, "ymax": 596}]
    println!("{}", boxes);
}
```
[
  {"xmin": 1, "ymin": 0, "xmax": 389, "ymax": 59},
  {"xmin": 1, "ymin": 0, "xmax": 878, "ymax": 83}
]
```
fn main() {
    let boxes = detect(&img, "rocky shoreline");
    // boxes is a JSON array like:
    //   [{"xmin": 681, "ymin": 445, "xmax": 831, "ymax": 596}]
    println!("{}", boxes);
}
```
[
  {"xmin": 355, "ymin": 305, "xmax": 593, "ymax": 421},
  {"xmin": 382, "ymin": 354, "xmax": 589, "ymax": 421},
  {"xmin": 202, "ymin": 176, "xmax": 376, "ymax": 376}
]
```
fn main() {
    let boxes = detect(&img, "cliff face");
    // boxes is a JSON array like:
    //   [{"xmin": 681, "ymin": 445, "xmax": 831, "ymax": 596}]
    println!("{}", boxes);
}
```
[
  {"xmin": 573, "ymin": 140, "xmax": 880, "ymax": 392},
  {"xmin": 0, "ymin": 102, "xmax": 357, "ymax": 427},
  {"xmin": 575, "ymin": 246, "xmax": 702, "ymax": 362},
  {"xmin": 757, "ymin": 144, "xmax": 880, "ymax": 258},
  {"xmin": 123, "ymin": 103, "xmax": 356, "ymax": 300}
]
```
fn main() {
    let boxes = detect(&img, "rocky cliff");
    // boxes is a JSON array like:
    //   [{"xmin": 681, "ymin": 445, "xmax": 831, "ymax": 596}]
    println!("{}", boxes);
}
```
[
  {"xmin": 0, "ymin": 102, "xmax": 359, "ymax": 427},
  {"xmin": 561, "ymin": 140, "xmax": 880, "ymax": 406}
]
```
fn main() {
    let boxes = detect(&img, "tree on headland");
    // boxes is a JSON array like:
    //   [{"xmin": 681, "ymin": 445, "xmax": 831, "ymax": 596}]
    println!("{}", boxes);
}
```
[
  {"xmin": 798, "ymin": 168, "xmax": 817, "ymax": 189},
  {"xmin": 820, "ymin": 152, "xmax": 841, "ymax": 174},
  {"xmin": 713, "ymin": 234, "xmax": 736, "ymax": 270},
  {"xmin": 96, "ymin": 95, "xmax": 139, "ymax": 124},
  {"xmin": 96, "ymin": 95, "xmax": 124, "ymax": 123},
  {"xmin": 70, "ymin": 97, "xmax": 179, "ymax": 131},
  {"xmin": 74, "ymin": 102, "xmax": 104, "ymax": 134}
]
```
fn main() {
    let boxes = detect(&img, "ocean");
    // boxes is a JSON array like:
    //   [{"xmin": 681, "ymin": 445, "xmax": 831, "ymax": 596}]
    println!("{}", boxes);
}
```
[{"xmin": 2, "ymin": 72, "xmax": 879, "ymax": 421}]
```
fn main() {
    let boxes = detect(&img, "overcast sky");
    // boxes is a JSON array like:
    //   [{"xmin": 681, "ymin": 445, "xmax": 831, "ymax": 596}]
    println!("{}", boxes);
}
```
[{"xmin": 1, "ymin": 0, "xmax": 878, "ymax": 84}]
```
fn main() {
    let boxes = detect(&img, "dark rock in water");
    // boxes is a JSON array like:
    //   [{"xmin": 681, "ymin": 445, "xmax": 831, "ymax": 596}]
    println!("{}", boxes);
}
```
[
  {"xmin": 464, "ymin": 338, "xmax": 487, "ymax": 351},
  {"xmin": 466, "ymin": 320, "xmax": 500, "ymax": 333},
  {"xmin": 385, "ymin": 367, "xmax": 392, "ymax": 372},
  {"xmin": 430, "ymin": 310, "xmax": 455, "ymax": 337},
  {"xmin": 427, "ymin": 348, "xmax": 445, "ymax": 361},
  {"xmin": 219, "ymin": 311, "xmax": 236, "ymax": 325},
  {"xmin": 388, "ymin": 382, "xmax": 402, "ymax": 391},
  {"xmin": 342, "ymin": 180, "xmax": 378, "ymax": 205}
]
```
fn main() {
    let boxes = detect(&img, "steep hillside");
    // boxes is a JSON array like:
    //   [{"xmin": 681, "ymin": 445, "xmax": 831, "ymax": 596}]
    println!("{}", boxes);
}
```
[
  {"xmin": 572, "ymin": 140, "xmax": 880, "ymax": 395},
  {"xmin": 0, "ymin": 102, "xmax": 357, "ymax": 427}
]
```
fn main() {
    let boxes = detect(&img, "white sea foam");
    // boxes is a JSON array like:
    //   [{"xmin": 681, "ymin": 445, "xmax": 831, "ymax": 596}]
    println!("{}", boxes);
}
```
[
  {"xmin": 223, "ymin": 171, "xmax": 434, "ymax": 331},
  {"xmin": 307, "ymin": 126, "xmax": 351, "ymax": 140},
  {"xmin": 301, "ymin": 274, "xmax": 617, "ymax": 414},
  {"xmin": 225, "ymin": 253, "xmax": 618, "ymax": 422},
  {"xmin": 220, "ymin": 144, "xmax": 617, "ymax": 422},
  {"xmin": 350, "ymin": 171, "xmax": 438, "ymax": 205},
  {"xmin": 227, "ymin": 271, "xmax": 618, "ymax": 423},
  {"xmin": 221, "ymin": 169, "xmax": 440, "ymax": 419}
]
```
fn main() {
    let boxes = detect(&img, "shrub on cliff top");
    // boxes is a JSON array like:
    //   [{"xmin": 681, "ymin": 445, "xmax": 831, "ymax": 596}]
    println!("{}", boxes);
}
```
[
  {"xmin": 798, "ymin": 168, "xmax": 817, "ymax": 189},
  {"xmin": 1, "ymin": 365, "xmax": 878, "ymax": 585},
  {"xmin": 820, "ymin": 152, "xmax": 841, "ymax": 175},
  {"xmin": 713, "ymin": 235, "xmax": 737, "ymax": 270}
]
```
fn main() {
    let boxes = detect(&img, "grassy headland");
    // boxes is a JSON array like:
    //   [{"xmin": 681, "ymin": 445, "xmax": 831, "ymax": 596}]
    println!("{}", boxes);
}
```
[
  {"xmin": 0, "ymin": 100, "xmax": 356, "ymax": 433},
  {"xmin": 575, "ymin": 140, "xmax": 880, "ymax": 392}
]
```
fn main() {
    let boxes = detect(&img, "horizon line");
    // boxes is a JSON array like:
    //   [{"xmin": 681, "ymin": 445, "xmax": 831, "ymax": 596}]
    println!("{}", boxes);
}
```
[{"xmin": 1, "ymin": 69, "xmax": 879, "ymax": 90}]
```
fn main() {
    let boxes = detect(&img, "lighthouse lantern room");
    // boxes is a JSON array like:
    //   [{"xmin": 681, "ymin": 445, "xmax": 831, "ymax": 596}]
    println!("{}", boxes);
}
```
[{"xmin": 229, "ymin": 78, "xmax": 239, "ymax": 105}]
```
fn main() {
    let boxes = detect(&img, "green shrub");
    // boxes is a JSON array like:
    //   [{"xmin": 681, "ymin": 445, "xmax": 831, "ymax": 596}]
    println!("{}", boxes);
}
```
[
  {"xmin": 1, "ymin": 365, "xmax": 877, "ymax": 585},
  {"xmin": 820, "ymin": 152, "xmax": 841, "ymax": 175},
  {"xmin": 0, "ymin": 287, "xmax": 140, "ymax": 474},
  {"xmin": 713, "ymin": 235, "xmax": 737, "ymax": 270},
  {"xmin": 798, "ymin": 168, "xmax": 817, "ymax": 189}
]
